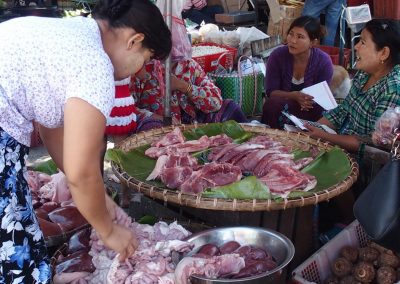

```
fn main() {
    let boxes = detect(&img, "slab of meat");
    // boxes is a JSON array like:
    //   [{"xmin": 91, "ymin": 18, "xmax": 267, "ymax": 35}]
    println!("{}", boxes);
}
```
[
  {"xmin": 208, "ymin": 134, "xmax": 233, "ymax": 147},
  {"xmin": 253, "ymin": 153, "xmax": 294, "ymax": 177},
  {"xmin": 160, "ymin": 166, "xmax": 193, "ymax": 189},
  {"xmin": 217, "ymin": 143, "xmax": 265, "ymax": 163},
  {"xmin": 151, "ymin": 127, "xmax": 185, "ymax": 147},
  {"xmin": 259, "ymin": 164, "xmax": 317, "ymax": 196},
  {"xmin": 180, "ymin": 163, "xmax": 242, "ymax": 194},
  {"xmin": 147, "ymin": 154, "xmax": 198, "ymax": 181}
]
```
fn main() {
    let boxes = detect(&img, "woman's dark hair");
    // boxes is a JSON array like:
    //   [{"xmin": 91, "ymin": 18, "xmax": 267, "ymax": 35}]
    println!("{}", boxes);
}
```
[
  {"xmin": 92, "ymin": 0, "xmax": 172, "ymax": 60},
  {"xmin": 365, "ymin": 18, "xmax": 400, "ymax": 66},
  {"xmin": 287, "ymin": 15, "xmax": 323, "ymax": 41}
]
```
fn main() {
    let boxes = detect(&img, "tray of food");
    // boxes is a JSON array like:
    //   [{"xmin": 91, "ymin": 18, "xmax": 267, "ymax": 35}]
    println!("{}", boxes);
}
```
[{"xmin": 108, "ymin": 121, "xmax": 358, "ymax": 211}]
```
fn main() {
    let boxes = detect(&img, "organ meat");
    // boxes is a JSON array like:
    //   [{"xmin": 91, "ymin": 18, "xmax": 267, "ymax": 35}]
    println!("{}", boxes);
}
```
[{"xmin": 48, "ymin": 206, "xmax": 87, "ymax": 232}]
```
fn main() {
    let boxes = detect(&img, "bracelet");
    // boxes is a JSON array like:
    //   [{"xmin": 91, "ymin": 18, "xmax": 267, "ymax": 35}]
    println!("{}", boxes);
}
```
[{"xmin": 185, "ymin": 83, "xmax": 193, "ymax": 94}]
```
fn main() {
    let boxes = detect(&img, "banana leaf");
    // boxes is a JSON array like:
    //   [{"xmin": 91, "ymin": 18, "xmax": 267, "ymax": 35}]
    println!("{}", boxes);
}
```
[
  {"xmin": 202, "ymin": 176, "xmax": 271, "ymax": 199},
  {"xmin": 184, "ymin": 120, "xmax": 248, "ymax": 140},
  {"xmin": 31, "ymin": 159, "xmax": 58, "ymax": 175},
  {"xmin": 106, "ymin": 147, "xmax": 163, "ymax": 187}
]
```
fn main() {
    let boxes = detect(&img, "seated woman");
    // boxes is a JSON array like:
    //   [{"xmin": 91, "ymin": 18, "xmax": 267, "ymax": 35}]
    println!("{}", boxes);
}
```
[
  {"xmin": 261, "ymin": 15, "xmax": 334, "ymax": 129},
  {"xmin": 130, "ymin": 58, "xmax": 248, "ymax": 132},
  {"xmin": 305, "ymin": 18, "xmax": 400, "ymax": 153}
]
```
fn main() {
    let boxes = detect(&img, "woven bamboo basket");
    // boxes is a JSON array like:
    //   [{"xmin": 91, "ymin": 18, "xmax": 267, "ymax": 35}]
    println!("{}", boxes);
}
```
[{"xmin": 112, "ymin": 124, "xmax": 359, "ymax": 212}]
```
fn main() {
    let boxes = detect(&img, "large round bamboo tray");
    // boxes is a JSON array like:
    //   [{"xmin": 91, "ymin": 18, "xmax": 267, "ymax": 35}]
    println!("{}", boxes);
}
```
[{"xmin": 112, "ymin": 124, "xmax": 359, "ymax": 211}]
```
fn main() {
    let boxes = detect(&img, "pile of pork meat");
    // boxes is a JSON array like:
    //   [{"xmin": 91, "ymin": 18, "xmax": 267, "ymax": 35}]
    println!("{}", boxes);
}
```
[
  {"xmin": 52, "ymin": 204, "xmax": 269, "ymax": 284},
  {"xmin": 145, "ymin": 127, "xmax": 318, "ymax": 197}
]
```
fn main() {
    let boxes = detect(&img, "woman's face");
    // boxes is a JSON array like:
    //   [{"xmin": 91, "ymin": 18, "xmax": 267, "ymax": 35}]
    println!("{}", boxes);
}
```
[
  {"xmin": 112, "ymin": 42, "xmax": 153, "ymax": 80},
  {"xmin": 354, "ymin": 28, "xmax": 383, "ymax": 73},
  {"xmin": 286, "ymin": 27, "xmax": 312, "ymax": 55}
]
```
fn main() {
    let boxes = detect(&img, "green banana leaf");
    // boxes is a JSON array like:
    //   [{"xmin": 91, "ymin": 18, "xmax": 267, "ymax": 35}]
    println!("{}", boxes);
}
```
[
  {"xmin": 31, "ymin": 159, "xmax": 58, "ymax": 175},
  {"xmin": 184, "ymin": 120, "xmax": 247, "ymax": 141},
  {"xmin": 106, "ymin": 147, "xmax": 163, "ymax": 187},
  {"xmin": 202, "ymin": 176, "xmax": 271, "ymax": 199}
]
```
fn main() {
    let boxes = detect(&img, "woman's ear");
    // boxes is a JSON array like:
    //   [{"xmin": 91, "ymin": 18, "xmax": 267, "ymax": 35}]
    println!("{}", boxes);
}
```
[
  {"xmin": 128, "ymin": 33, "xmax": 145, "ymax": 49},
  {"xmin": 311, "ymin": 38, "xmax": 319, "ymax": 47},
  {"xmin": 379, "ymin": 46, "xmax": 391, "ymax": 63}
]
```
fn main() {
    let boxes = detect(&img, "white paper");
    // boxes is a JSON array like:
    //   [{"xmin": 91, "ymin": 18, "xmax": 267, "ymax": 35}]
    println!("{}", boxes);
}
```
[{"xmin": 302, "ymin": 81, "xmax": 338, "ymax": 110}]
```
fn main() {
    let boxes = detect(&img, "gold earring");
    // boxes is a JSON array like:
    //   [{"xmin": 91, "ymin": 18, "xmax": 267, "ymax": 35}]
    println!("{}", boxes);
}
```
[{"xmin": 381, "ymin": 60, "xmax": 385, "ymax": 64}]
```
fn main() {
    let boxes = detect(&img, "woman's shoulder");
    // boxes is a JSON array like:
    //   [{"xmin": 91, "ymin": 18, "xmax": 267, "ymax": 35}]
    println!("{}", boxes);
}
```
[{"xmin": 270, "ymin": 45, "xmax": 290, "ymax": 57}]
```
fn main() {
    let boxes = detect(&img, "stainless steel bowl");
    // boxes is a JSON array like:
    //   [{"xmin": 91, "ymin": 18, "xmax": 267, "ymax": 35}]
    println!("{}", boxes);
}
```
[{"xmin": 182, "ymin": 226, "xmax": 295, "ymax": 284}]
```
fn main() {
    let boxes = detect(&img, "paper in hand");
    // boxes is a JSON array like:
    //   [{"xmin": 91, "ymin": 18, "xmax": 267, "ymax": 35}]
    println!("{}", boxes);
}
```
[{"xmin": 302, "ymin": 81, "xmax": 338, "ymax": 110}]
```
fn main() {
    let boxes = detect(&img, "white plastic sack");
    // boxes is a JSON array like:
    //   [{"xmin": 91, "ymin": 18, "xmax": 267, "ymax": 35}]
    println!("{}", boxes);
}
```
[{"xmin": 156, "ymin": 0, "xmax": 192, "ymax": 60}]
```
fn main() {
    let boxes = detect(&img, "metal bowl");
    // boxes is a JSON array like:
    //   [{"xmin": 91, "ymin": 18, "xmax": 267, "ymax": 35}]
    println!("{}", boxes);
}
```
[{"xmin": 181, "ymin": 226, "xmax": 295, "ymax": 284}]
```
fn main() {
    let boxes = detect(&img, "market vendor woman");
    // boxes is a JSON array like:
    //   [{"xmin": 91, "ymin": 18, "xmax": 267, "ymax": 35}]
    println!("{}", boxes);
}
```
[
  {"xmin": 0, "ymin": 0, "xmax": 171, "ymax": 282},
  {"xmin": 261, "ymin": 16, "xmax": 334, "ymax": 129},
  {"xmin": 305, "ymin": 19, "xmax": 400, "ymax": 152}
]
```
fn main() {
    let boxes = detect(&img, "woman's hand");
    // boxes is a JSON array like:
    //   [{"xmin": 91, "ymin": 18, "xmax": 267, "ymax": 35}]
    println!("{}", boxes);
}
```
[
  {"xmin": 293, "ymin": 92, "xmax": 314, "ymax": 111},
  {"xmin": 170, "ymin": 74, "xmax": 190, "ymax": 93},
  {"xmin": 100, "ymin": 223, "xmax": 139, "ymax": 262},
  {"xmin": 304, "ymin": 124, "xmax": 326, "ymax": 139}
]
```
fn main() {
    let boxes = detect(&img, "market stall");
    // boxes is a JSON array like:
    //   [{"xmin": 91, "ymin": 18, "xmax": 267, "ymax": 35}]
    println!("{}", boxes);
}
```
[{"xmin": 108, "ymin": 122, "xmax": 359, "ymax": 280}]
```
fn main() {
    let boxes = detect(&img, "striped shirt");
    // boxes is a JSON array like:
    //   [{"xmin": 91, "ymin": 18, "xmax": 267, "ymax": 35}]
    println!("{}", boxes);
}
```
[
  {"xmin": 324, "ymin": 64, "xmax": 400, "ymax": 136},
  {"xmin": 183, "ymin": 0, "xmax": 207, "ymax": 11}
]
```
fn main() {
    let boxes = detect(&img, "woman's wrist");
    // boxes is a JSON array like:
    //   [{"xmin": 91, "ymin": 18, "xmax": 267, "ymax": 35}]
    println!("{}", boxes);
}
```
[{"xmin": 185, "ymin": 82, "xmax": 193, "ymax": 95}]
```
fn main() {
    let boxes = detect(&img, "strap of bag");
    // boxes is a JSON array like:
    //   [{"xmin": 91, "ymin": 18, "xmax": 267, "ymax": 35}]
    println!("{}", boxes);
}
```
[
  {"xmin": 238, "ymin": 55, "xmax": 258, "ymax": 116},
  {"xmin": 213, "ymin": 51, "xmax": 234, "ymax": 74}
]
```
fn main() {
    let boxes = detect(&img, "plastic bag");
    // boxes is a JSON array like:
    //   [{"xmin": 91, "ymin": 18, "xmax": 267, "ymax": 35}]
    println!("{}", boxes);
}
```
[
  {"xmin": 221, "ymin": 30, "xmax": 240, "ymax": 48},
  {"xmin": 372, "ymin": 107, "xmax": 400, "ymax": 146},
  {"xmin": 156, "ymin": 0, "xmax": 192, "ymax": 60},
  {"xmin": 236, "ymin": 27, "xmax": 269, "ymax": 55}
]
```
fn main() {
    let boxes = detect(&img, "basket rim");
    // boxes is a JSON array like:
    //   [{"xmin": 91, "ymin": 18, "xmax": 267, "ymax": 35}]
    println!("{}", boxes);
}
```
[{"xmin": 111, "ymin": 124, "xmax": 359, "ymax": 211}]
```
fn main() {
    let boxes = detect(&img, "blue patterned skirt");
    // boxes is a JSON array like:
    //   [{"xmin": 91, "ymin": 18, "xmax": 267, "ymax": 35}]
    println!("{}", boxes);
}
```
[{"xmin": 0, "ymin": 127, "xmax": 50, "ymax": 284}]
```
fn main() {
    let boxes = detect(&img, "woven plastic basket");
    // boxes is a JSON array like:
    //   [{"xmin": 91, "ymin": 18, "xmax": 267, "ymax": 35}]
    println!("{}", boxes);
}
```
[
  {"xmin": 111, "ymin": 124, "xmax": 358, "ymax": 212},
  {"xmin": 209, "ymin": 55, "xmax": 264, "ymax": 117},
  {"xmin": 292, "ymin": 220, "xmax": 369, "ymax": 283}
]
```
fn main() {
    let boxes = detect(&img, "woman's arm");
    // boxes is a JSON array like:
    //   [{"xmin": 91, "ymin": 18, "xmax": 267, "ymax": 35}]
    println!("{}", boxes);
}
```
[
  {"xmin": 305, "ymin": 124, "xmax": 361, "ymax": 152},
  {"xmin": 173, "ymin": 60, "xmax": 222, "ymax": 113},
  {"xmin": 63, "ymin": 98, "xmax": 137, "ymax": 260}
]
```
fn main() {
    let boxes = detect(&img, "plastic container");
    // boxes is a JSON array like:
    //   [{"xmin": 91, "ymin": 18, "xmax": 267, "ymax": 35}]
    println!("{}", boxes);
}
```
[
  {"xmin": 192, "ymin": 43, "xmax": 237, "ymax": 73},
  {"xmin": 291, "ymin": 220, "xmax": 369, "ymax": 283},
  {"xmin": 316, "ymin": 45, "xmax": 351, "ymax": 69}
]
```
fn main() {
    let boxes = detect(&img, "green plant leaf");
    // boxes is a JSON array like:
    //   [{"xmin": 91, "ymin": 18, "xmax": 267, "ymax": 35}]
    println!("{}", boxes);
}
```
[
  {"xmin": 106, "ymin": 148, "xmax": 163, "ymax": 187},
  {"xmin": 202, "ymin": 176, "xmax": 271, "ymax": 199},
  {"xmin": 31, "ymin": 159, "xmax": 58, "ymax": 175},
  {"xmin": 138, "ymin": 215, "xmax": 157, "ymax": 225},
  {"xmin": 183, "ymin": 120, "xmax": 247, "ymax": 140},
  {"xmin": 301, "ymin": 147, "xmax": 351, "ymax": 192}
]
